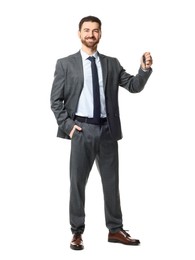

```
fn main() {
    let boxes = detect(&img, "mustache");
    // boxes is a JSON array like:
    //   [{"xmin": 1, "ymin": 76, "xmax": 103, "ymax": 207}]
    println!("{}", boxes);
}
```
[{"xmin": 85, "ymin": 37, "xmax": 96, "ymax": 40}]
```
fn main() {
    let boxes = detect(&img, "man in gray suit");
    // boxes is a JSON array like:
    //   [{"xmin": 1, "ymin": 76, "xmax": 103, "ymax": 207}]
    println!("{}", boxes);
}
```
[{"xmin": 50, "ymin": 16, "xmax": 153, "ymax": 250}]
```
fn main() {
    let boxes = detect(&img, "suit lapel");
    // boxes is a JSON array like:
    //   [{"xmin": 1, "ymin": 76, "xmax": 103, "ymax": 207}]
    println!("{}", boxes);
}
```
[
  {"xmin": 99, "ymin": 53, "xmax": 107, "ymax": 91},
  {"xmin": 73, "ymin": 51, "xmax": 84, "ymax": 92}
]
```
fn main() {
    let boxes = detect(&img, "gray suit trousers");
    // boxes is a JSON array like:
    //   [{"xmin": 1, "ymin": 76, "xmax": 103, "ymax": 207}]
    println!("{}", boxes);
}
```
[{"xmin": 69, "ymin": 120, "xmax": 123, "ymax": 234}]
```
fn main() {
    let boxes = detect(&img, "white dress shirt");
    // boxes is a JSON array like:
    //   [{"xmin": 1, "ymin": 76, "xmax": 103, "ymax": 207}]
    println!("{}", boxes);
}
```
[{"xmin": 75, "ymin": 50, "xmax": 107, "ymax": 118}]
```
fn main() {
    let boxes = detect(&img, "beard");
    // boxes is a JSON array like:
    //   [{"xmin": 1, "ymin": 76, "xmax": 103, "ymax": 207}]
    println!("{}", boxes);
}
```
[{"xmin": 81, "ymin": 37, "xmax": 100, "ymax": 48}]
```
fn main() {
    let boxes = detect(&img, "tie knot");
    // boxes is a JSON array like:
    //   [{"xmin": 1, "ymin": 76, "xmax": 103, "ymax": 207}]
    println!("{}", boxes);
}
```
[{"xmin": 88, "ymin": 56, "xmax": 95, "ymax": 62}]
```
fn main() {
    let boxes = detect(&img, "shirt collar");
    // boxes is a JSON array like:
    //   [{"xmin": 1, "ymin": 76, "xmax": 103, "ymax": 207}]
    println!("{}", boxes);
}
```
[{"xmin": 80, "ymin": 49, "xmax": 99, "ymax": 62}]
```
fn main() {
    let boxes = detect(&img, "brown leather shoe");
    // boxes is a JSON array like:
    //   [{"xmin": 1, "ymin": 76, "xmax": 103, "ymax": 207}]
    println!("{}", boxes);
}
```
[
  {"xmin": 70, "ymin": 233, "xmax": 84, "ymax": 250},
  {"xmin": 108, "ymin": 229, "xmax": 140, "ymax": 246}
]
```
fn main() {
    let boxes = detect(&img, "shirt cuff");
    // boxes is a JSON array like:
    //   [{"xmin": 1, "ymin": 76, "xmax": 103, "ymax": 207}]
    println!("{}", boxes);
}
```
[{"xmin": 141, "ymin": 67, "xmax": 150, "ymax": 72}]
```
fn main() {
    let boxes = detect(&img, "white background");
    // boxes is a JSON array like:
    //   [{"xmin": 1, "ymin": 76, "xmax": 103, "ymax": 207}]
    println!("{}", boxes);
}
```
[{"xmin": 0, "ymin": 0, "xmax": 195, "ymax": 259}]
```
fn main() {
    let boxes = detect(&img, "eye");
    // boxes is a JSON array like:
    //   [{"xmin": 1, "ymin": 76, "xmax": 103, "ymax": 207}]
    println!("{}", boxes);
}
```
[{"xmin": 83, "ymin": 28, "xmax": 90, "ymax": 32}]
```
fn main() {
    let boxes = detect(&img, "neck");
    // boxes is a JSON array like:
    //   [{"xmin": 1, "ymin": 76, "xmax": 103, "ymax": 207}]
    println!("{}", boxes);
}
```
[{"xmin": 81, "ymin": 45, "xmax": 97, "ymax": 56}]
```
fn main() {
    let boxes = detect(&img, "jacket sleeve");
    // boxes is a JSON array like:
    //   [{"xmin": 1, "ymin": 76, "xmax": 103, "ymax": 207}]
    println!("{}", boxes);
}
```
[
  {"xmin": 119, "ymin": 63, "xmax": 152, "ymax": 93},
  {"xmin": 50, "ymin": 59, "xmax": 75, "ymax": 136}
]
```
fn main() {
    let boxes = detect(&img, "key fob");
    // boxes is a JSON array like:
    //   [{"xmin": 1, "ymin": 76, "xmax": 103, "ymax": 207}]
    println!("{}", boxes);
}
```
[{"xmin": 142, "ymin": 55, "xmax": 146, "ymax": 65}]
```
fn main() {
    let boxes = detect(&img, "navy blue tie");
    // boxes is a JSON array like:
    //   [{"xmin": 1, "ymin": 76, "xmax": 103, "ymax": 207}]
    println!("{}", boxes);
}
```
[{"xmin": 88, "ymin": 56, "xmax": 101, "ymax": 119}]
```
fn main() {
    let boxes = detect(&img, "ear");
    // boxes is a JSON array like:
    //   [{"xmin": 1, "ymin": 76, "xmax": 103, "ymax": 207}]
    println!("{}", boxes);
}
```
[{"xmin": 78, "ymin": 30, "xmax": 81, "ymax": 39}]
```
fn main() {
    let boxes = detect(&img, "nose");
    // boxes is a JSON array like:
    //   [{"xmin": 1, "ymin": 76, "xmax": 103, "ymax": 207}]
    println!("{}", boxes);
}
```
[{"xmin": 88, "ymin": 31, "xmax": 94, "ymax": 37}]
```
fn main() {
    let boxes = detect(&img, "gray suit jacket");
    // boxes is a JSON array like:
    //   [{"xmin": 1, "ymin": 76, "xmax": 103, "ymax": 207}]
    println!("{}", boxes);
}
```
[{"xmin": 50, "ymin": 51, "xmax": 152, "ymax": 140}]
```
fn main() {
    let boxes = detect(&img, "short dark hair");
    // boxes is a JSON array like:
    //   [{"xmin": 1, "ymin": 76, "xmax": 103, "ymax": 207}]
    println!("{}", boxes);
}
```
[{"xmin": 79, "ymin": 16, "xmax": 102, "ymax": 31}]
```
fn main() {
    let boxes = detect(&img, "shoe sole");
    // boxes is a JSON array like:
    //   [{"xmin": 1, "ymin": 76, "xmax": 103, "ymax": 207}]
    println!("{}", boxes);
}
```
[{"xmin": 70, "ymin": 244, "xmax": 84, "ymax": 250}]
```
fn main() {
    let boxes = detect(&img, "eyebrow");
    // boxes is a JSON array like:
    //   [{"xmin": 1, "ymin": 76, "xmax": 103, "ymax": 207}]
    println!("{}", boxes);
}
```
[{"xmin": 83, "ymin": 28, "xmax": 100, "ymax": 31}]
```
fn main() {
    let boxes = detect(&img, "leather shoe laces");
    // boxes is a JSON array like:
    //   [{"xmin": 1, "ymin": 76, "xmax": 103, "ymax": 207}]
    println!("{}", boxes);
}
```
[{"xmin": 121, "ymin": 229, "xmax": 131, "ymax": 237}]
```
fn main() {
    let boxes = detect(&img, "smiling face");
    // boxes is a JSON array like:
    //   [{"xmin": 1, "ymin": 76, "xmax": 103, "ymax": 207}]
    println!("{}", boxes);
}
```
[{"xmin": 78, "ymin": 21, "xmax": 101, "ymax": 53}]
